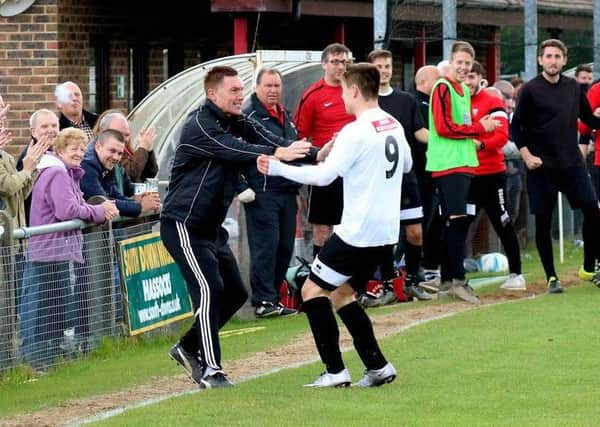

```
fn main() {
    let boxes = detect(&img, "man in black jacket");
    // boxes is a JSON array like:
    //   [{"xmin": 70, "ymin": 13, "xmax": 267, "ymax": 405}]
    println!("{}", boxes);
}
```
[
  {"xmin": 160, "ymin": 66, "xmax": 317, "ymax": 389},
  {"xmin": 239, "ymin": 68, "xmax": 300, "ymax": 317},
  {"xmin": 80, "ymin": 129, "xmax": 160, "ymax": 217}
]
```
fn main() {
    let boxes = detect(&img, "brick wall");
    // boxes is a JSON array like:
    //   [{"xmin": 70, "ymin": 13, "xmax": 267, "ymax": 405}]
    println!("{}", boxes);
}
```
[{"xmin": 0, "ymin": 0, "xmax": 59, "ymax": 155}]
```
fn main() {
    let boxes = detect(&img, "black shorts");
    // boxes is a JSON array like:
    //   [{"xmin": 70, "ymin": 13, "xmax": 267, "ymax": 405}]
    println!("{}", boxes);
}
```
[
  {"xmin": 526, "ymin": 167, "xmax": 598, "ymax": 215},
  {"xmin": 307, "ymin": 177, "xmax": 343, "ymax": 225},
  {"xmin": 400, "ymin": 171, "xmax": 423, "ymax": 225},
  {"xmin": 309, "ymin": 233, "xmax": 392, "ymax": 293},
  {"xmin": 434, "ymin": 173, "xmax": 475, "ymax": 218},
  {"xmin": 468, "ymin": 173, "xmax": 511, "ymax": 226}
]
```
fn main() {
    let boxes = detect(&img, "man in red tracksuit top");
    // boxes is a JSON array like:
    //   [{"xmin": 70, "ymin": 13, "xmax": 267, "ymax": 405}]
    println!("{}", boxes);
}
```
[
  {"xmin": 578, "ymin": 80, "xmax": 600, "ymax": 278},
  {"xmin": 465, "ymin": 61, "xmax": 525, "ymax": 291},
  {"xmin": 295, "ymin": 43, "xmax": 355, "ymax": 259},
  {"xmin": 427, "ymin": 41, "xmax": 499, "ymax": 304},
  {"xmin": 578, "ymin": 81, "xmax": 600, "ymax": 198}
]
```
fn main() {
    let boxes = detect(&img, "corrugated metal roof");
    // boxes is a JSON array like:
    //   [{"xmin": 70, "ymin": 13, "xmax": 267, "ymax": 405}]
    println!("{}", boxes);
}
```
[{"xmin": 128, "ymin": 51, "xmax": 323, "ymax": 179}]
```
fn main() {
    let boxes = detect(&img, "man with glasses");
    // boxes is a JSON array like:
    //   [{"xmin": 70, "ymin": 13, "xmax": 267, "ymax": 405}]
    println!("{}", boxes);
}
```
[{"xmin": 295, "ymin": 43, "xmax": 355, "ymax": 259}]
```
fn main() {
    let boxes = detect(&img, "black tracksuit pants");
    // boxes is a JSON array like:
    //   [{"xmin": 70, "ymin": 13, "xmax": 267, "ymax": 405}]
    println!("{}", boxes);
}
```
[
  {"xmin": 244, "ymin": 191, "xmax": 297, "ymax": 306},
  {"xmin": 160, "ymin": 219, "xmax": 247, "ymax": 372}
]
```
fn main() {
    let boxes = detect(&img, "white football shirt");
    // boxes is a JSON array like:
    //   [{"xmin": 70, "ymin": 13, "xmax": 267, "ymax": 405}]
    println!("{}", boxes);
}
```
[
  {"xmin": 328, "ymin": 107, "xmax": 412, "ymax": 246},
  {"xmin": 269, "ymin": 107, "xmax": 412, "ymax": 247}
]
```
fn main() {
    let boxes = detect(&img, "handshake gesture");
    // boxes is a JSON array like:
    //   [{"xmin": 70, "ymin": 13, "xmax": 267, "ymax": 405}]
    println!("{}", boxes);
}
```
[
  {"xmin": 273, "ymin": 139, "xmax": 312, "ymax": 161},
  {"xmin": 258, "ymin": 138, "xmax": 311, "ymax": 175}
]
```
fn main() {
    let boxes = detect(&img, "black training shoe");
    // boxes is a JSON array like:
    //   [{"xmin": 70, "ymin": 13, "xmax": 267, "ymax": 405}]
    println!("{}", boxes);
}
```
[
  {"xmin": 255, "ymin": 301, "xmax": 280, "ymax": 318},
  {"xmin": 547, "ymin": 277, "xmax": 564, "ymax": 294},
  {"xmin": 169, "ymin": 343, "xmax": 204, "ymax": 385},
  {"xmin": 593, "ymin": 272, "xmax": 600, "ymax": 288},
  {"xmin": 199, "ymin": 371, "xmax": 234, "ymax": 389},
  {"xmin": 358, "ymin": 293, "xmax": 381, "ymax": 308},
  {"xmin": 277, "ymin": 303, "xmax": 298, "ymax": 317}
]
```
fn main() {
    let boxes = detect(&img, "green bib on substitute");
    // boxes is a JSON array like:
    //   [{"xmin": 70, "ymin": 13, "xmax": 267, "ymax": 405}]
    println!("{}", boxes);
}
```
[{"xmin": 426, "ymin": 78, "xmax": 478, "ymax": 172}]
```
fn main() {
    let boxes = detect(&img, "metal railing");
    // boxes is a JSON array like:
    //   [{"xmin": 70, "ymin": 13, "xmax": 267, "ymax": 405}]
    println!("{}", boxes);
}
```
[{"xmin": 0, "ymin": 210, "xmax": 159, "ymax": 372}]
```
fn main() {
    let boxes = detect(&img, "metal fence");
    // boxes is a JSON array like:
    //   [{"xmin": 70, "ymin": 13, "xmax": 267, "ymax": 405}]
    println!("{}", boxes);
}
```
[
  {"xmin": 1, "ymin": 185, "xmax": 585, "ymax": 375},
  {"xmin": 0, "ymin": 213, "xmax": 159, "ymax": 373}
]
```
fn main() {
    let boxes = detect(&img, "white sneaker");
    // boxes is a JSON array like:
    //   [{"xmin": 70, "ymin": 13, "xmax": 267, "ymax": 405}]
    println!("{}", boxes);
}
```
[
  {"xmin": 501, "ymin": 273, "xmax": 526, "ymax": 291},
  {"xmin": 304, "ymin": 368, "xmax": 352, "ymax": 388},
  {"xmin": 354, "ymin": 362, "xmax": 397, "ymax": 387}
]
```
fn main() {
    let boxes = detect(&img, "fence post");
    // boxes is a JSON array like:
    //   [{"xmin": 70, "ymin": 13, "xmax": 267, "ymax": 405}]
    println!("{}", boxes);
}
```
[{"xmin": 0, "ymin": 211, "xmax": 18, "ymax": 370}]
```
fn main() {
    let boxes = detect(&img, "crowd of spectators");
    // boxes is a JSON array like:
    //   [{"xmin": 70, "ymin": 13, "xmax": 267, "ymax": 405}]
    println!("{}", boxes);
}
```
[
  {"xmin": 0, "ymin": 81, "xmax": 159, "ymax": 367},
  {"xmin": 3, "ymin": 41, "xmax": 599, "ymax": 370}
]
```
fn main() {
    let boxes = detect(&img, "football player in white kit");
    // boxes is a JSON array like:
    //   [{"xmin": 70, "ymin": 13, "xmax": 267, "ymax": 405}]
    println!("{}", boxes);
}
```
[{"xmin": 257, "ymin": 63, "xmax": 412, "ymax": 388}]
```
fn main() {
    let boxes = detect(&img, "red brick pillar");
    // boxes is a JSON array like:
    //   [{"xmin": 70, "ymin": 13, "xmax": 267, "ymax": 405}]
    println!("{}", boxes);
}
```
[
  {"xmin": 486, "ymin": 28, "xmax": 499, "ymax": 84},
  {"xmin": 414, "ymin": 27, "xmax": 426, "ymax": 70},
  {"xmin": 334, "ymin": 22, "xmax": 346, "ymax": 45},
  {"xmin": 233, "ymin": 17, "xmax": 248, "ymax": 55}
]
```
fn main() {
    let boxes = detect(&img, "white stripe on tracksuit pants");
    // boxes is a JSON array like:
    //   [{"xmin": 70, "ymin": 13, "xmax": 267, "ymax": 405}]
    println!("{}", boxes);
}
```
[{"xmin": 160, "ymin": 219, "xmax": 247, "ymax": 372}]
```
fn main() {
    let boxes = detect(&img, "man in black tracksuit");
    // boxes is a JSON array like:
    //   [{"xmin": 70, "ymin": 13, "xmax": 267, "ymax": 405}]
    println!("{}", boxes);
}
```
[
  {"xmin": 238, "ymin": 69, "xmax": 300, "ymax": 317},
  {"xmin": 160, "ymin": 66, "xmax": 316, "ymax": 388},
  {"xmin": 511, "ymin": 39, "xmax": 600, "ymax": 293}
]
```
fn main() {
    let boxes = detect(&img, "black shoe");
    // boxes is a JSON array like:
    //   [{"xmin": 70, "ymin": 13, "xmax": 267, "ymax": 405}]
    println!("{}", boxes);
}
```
[
  {"xmin": 593, "ymin": 272, "xmax": 600, "ymax": 288},
  {"xmin": 199, "ymin": 371, "xmax": 234, "ymax": 389},
  {"xmin": 255, "ymin": 301, "xmax": 280, "ymax": 318},
  {"xmin": 169, "ymin": 343, "xmax": 204, "ymax": 385},
  {"xmin": 547, "ymin": 276, "xmax": 564, "ymax": 294},
  {"xmin": 358, "ymin": 293, "xmax": 381, "ymax": 308},
  {"xmin": 277, "ymin": 303, "xmax": 298, "ymax": 317}
]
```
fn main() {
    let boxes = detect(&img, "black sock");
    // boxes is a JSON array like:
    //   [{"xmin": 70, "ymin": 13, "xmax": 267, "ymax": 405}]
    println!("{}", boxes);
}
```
[
  {"xmin": 445, "ymin": 216, "xmax": 470, "ymax": 280},
  {"xmin": 489, "ymin": 216, "xmax": 522, "ymax": 275},
  {"xmin": 303, "ymin": 297, "xmax": 345, "ymax": 374},
  {"xmin": 379, "ymin": 246, "xmax": 396, "ymax": 282},
  {"xmin": 313, "ymin": 244, "xmax": 322, "ymax": 259},
  {"xmin": 337, "ymin": 301, "xmax": 387, "ymax": 370},
  {"xmin": 582, "ymin": 205, "xmax": 600, "ymax": 272},
  {"xmin": 404, "ymin": 241, "xmax": 422, "ymax": 277},
  {"xmin": 535, "ymin": 213, "xmax": 557, "ymax": 280}
]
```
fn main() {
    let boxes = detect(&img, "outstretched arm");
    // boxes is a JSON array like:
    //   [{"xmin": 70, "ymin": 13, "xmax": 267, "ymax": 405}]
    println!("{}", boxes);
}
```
[{"xmin": 257, "ymin": 155, "xmax": 338, "ymax": 186}]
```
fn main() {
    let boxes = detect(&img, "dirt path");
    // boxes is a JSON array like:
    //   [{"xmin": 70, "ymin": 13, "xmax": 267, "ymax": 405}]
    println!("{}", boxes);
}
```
[{"xmin": 0, "ymin": 276, "xmax": 577, "ymax": 427}]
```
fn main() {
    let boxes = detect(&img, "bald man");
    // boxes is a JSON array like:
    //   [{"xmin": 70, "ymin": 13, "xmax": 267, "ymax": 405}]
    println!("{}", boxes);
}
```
[
  {"xmin": 55, "ymin": 81, "xmax": 98, "ymax": 140},
  {"xmin": 485, "ymin": 86, "xmax": 504, "ymax": 100},
  {"xmin": 414, "ymin": 65, "xmax": 444, "ymax": 290},
  {"xmin": 492, "ymin": 80, "xmax": 515, "ymax": 115}
]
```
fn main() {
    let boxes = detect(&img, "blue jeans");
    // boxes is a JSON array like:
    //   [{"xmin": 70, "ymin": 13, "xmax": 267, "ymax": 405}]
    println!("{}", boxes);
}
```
[{"xmin": 19, "ymin": 261, "xmax": 75, "ymax": 366}]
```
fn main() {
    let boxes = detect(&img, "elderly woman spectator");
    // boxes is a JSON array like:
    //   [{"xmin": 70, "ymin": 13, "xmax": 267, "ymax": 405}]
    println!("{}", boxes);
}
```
[{"xmin": 23, "ymin": 128, "xmax": 118, "ymax": 366}]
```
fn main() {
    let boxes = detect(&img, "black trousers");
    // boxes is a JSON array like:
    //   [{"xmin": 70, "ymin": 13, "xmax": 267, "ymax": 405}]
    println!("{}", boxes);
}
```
[
  {"xmin": 468, "ymin": 173, "xmax": 522, "ymax": 275},
  {"xmin": 418, "ymin": 172, "xmax": 442, "ymax": 271},
  {"xmin": 160, "ymin": 219, "xmax": 247, "ymax": 372},
  {"xmin": 244, "ymin": 191, "xmax": 297, "ymax": 306}
]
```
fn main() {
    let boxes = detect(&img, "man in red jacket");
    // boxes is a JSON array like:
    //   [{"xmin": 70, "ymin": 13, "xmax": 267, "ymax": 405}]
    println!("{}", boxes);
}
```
[
  {"xmin": 295, "ymin": 43, "xmax": 355, "ymax": 259},
  {"xmin": 465, "ymin": 61, "xmax": 525, "ymax": 290},
  {"xmin": 577, "ymin": 80, "xmax": 600, "ymax": 284}
]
